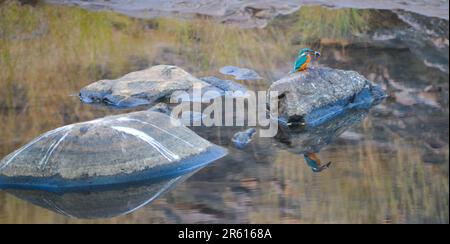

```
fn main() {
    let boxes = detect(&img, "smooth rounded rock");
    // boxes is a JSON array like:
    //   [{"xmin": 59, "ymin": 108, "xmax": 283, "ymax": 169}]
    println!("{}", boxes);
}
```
[{"xmin": 0, "ymin": 111, "xmax": 227, "ymax": 192}]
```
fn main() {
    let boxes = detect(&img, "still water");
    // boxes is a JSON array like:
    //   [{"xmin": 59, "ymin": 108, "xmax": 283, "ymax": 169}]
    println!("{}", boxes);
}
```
[{"xmin": 0, "ymin": 1, "xmax": 448, "ymax": 223}]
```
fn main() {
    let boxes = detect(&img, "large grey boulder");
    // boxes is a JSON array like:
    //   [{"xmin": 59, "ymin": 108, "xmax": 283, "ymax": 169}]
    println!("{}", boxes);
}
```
[
  {"xmin": 268, "ymin": 67, "xmax": 386, "ymax": 127},
  {"xmin": 79, "ymin": 65, "xmax": 209, "ymax": 108},
  {"xmin": 0, "ymin": 111, "xmax": 227, "ymax": 191}
]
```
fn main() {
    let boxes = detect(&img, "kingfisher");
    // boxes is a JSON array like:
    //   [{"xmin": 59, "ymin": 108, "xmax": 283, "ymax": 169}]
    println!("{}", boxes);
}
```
[
  {"xmin": 303, "ymin": 152, "xmax": 331, "ymax": 173},
  {"xmin": 292, "ymin": 48, "xmax": 321, "ymax": 73}
]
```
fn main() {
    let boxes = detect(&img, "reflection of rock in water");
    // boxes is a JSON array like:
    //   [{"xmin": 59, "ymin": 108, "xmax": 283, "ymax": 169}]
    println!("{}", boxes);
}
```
[
  {"xmin": 6, "ymin": 170, "xmax": 198, "ymax": 219},
  {"xmin": 272, "ymin": 9, "xmax": 448, "ymax": 76},
  {"xmin": 47, "ymin": 0, "xmax": 448, "ymax": 29},
  {"xmin": 366, "ymin": 11, "xmax": 449, "ymax": 73},
  {"xmin": 0, "ymin": 111, "xmax": 227, "ymax": 191},
  {"xmin": 316, "ymin": 38, "xmax": 448, "ymax": 165},
  {"xmin": 273, "ymin": 110, "xmax": 368, "ymax": 155}
]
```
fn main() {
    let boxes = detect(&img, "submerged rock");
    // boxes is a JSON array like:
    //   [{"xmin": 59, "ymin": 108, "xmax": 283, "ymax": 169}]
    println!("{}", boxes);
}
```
[
  {"xmin": 231, "ymin": 128, "xmax": 257, "ymax": 149},
  {"xmin": 268, "ymin": 67, "xmax": 386, "ymax": 127},
  {"xmin": 220, "ymin": 66, "xmax": 262, "ymax": 80},
  {"xmin": 79, "ymin": 65, "xmax": 208, "ymax": 108},
  {"xmin": 0, "ymin": 111, "xmax": 227, "ymax": 192}
]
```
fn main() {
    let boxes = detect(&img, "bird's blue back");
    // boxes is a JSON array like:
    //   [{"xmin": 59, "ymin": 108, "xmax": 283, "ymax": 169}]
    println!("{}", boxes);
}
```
[{"xmin": 293, "ymin": 53, "xmax": 308, "ymax": 72}]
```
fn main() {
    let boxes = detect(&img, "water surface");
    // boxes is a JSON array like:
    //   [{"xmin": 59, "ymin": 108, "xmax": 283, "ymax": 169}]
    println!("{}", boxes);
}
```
[{"xmin": 0, "ymin": 2, "xmax": 448, "ymax": 223}]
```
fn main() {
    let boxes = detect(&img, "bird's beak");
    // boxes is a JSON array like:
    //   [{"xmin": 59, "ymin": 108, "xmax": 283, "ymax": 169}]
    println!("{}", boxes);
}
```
[{"xmin": 320, "ymin": 162, "xmax": 331, "ymax": 170}]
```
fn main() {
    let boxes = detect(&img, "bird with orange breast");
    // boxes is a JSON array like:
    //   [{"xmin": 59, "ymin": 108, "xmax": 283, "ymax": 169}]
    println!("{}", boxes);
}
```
[
  {"xmin": 292, "ymin": 48, "xmax": 321, "ymax": 73},
  {"xmin": 304, "ymin": 152, "xmax": 331, "ymax": 173}
]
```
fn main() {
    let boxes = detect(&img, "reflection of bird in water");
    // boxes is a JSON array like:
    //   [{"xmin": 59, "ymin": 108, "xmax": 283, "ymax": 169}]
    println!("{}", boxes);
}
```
[
  {"xmin": 292, "ymin": 48, "xmax": 321, "ymax": 73},
  {"xmin": 303, "ymin": 152, "xmax": 331, "ymax": 173}
]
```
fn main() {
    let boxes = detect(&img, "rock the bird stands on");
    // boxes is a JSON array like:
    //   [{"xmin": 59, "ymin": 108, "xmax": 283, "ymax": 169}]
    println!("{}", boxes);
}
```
[{"xmin": 268, "ymin": 66, "xmax": 386, "ymax": 128}]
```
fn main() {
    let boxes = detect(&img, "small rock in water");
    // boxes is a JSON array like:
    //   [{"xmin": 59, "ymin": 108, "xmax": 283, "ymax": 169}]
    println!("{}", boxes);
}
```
[
  {"xmin": 148, "ymin": 102, "xmax": 172, "ymax": 115},
  {"xmin": 268, "ymin": 67, "xmax": 386, "ymax": 128},
  {"xmin": 171, "ymin": 76, "xmax": 250, "ymax": 103},
  {"xmin": 339, "ymin": 131, "xmax": 364, "ymax": 141},
  {"xmin": 79, "ymin": 65, "xmax": 208, "ymax": 108},
  {"xmin": 0, "ymin": 111, "xmax": 227, "ymax": 192},
  {"xmin": 200, "ymin": 76, "xmax": 248, "ymax": 93},
  {"xmin": 232, "ymin": 128, "xmax": 257, "ymax": 149},
  {"xmin": 219, "ymin": 66, "xmax": 262, "ymax": 80},
  {"xmin": 423, "ymin": 85, "xmax": 442, "ymax": 93}
]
